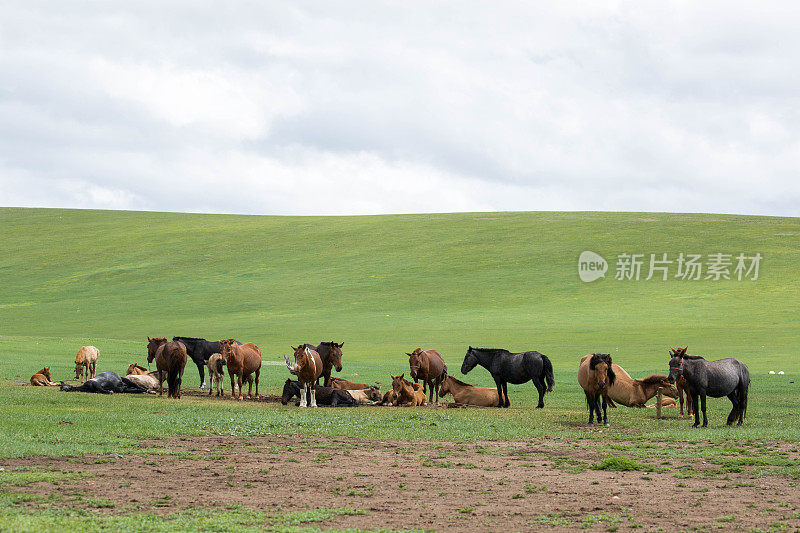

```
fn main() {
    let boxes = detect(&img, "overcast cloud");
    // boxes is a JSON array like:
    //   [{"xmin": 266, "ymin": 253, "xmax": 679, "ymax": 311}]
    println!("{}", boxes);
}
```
[{"xmin": 1, "ymin": 1, "xmax": 799, "ymax": 216}]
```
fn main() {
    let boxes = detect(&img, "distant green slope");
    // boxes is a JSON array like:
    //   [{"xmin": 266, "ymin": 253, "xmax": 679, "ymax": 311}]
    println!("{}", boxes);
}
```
[{"xmin": 1, "ymin": 208, "xmax": 798, "ymax": 377}]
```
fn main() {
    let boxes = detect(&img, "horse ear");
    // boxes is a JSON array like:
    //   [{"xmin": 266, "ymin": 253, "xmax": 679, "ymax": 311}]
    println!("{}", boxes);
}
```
[
  {"xmin": 405, "ymin": 352, "xmax": 412, "ymax": 356},
  {"xmin": 291, "ymin": 346, "xmax": 297, "ymax": 351},
  {"xmin": 148, "ymin": 336, "xmax": 151, "ymax": 341}
]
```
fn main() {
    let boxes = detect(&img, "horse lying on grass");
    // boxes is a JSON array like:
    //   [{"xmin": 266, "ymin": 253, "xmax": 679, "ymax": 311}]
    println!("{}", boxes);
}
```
[
  {"xmin": 392, "ymin": 374, "xmax": 427, "ymax": 406},
  {"xmin": 329, "ymin": 377, "xmax": 374, "ymax": 390},
  {"xmin": 438, "ymin": 375, "xmax": 498, "ymax": 407},
  {"xmin": 60, "ymin": 372, "xmax": 148, "ymax": 394},
  {"xmin": 126, "ymin": 363, "xmax": 148, "ymax": 375},
  {"xmin": 281, "ymin": 379, "xmax": 358, "ymax": 407},
  {"xmin": 30, "ymin": 367, "xmax": 58, "ymax": 386},
  {"xmin": 124, "ymin": 371, "xmax": 164, "ymax": 393},
  {"xmin": 607, "ymin": 364, "xmax": 677, "ymax": 407}
]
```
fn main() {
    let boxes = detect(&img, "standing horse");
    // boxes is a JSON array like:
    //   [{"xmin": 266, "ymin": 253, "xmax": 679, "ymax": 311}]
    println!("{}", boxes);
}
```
[
  {"xmin": 172, "ymin": 337, "xmax": 240, "ymax": 389},
  {"xmin": 147, "ymin": 337, "xmax": 187, "ymax": 398},
  {"xmin": 309, "ymin": 341, "xmax": 344, "ymax": 387},
  {"xmin": 220, "ymin": 339, "xmax": 262, "ymax": 400},
  {"xmin": 578, "ymin": 354, "xmax": 616, "ymax": 426},
  {"xmin": 206, "ymin": 353, "xmax": 226, "ymax": 397},
  {"xmin": 667, "ymin": 347, "xmax": 749, "ymax": 427},
  {"xmin": 669, "ymin": 348, "xmax": 694, "ymax": 418},
  {"xmin": 406, "ymin": 348, "xmax": 447, "ymax": 405},
  {"xmin": 460, "ymin": 347, "xmax": 555, "ymax": 408},
  {"xmin": 285, "ymin": 345, "xmax": 323, "ymax": 407},
  {"xmin": 607, "ymin": 363, "xmax": 677, "ymax": 407},
  {"xmin": 74, "ymin": 346, "xmax": 99, "ymax": 382}
]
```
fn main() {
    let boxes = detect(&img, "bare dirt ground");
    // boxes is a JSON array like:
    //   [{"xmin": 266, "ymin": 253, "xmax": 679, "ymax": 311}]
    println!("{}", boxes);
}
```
[{"xmin": 3, "ymin": 436, "xmax": 800, "ymax": 531}]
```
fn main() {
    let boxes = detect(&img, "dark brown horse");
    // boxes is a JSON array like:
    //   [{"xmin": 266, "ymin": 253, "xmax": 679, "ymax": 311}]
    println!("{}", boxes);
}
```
[
  {"xmin": 220, "ymin": 339, "xmax": 262, "ymax": 400},
  {"xmin": 285, "ymin": 345, "xmax": 323, "ymax": 407},
  {"xmin": 406, "ymin": 348, "xmax": 447, "ymax": 405},
  {"xmin": 578, "ymin": 353, "xmax": 616, "ymax": 426},
  {"xmin": 670, "ymin": 348, "xmax": 694, "ymax": 418},
  {"xmin": 147, "ymin": 337, "xmax": 187, "ymax": 398},
  {"xmin": 309, "ymin": 341, "xmax": 344, "ymax": 387}
]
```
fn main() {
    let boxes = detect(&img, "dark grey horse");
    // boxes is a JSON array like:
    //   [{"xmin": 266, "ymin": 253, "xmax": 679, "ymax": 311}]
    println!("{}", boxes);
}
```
[
  {"xmin": 280, "ymin": 379, "xmax": 357, "ymax": 407},
  {"xmin": 460, "ymin": 347, "xmax": 555, "ymax": 408},
  {"xmin": 667, "ymin": 347, "xmax": 749, "ymax": 427},
  {"xmin": 59, "ymin": 372, "xmax": 148, "ymax": 394}
]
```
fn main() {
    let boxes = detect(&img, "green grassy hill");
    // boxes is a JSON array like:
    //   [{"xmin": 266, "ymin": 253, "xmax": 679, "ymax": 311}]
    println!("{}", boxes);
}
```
[{"xmin": 1, "ymin": 207, "xmax": 799, "ymax": 456}]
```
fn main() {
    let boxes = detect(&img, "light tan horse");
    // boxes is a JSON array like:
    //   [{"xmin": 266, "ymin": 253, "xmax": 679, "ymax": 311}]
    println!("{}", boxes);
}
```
[
  {"xmin": 578, "ymin": 354, "xmax": 616, "ymax": 426},
  {"xmin": 30, "ymin": 367, "xmax": 58, "ymax": 386},
  {"xmin": 126, "ymin": 363, "xmax": 149, "ymax": 375},
  {"xmin": 391, "ymin": 374, "xmax": 426, "ymax": 406},
  {"xmin": 285, "ymin": 344, "xmax": 323, "ymax": 407},
  {"xmin": 74, "ymin": 346, "xmax": 99, "ymax": 382},
  {"xmin": 607, "ymin": 364, "xmax": 678, "ymax": 407},
  {"xmin": 222, "ymin": 339, "xmax": 262, "ymax": 400},
  {"xmin": 647, "ymin": 397, "xmax": 677, "ymax": 409},
  {"xmin": 207, "ymin": 353, "xmax": 225, "ymax": 397},
  {"xmin": 124, "ymin": 371, "xmax": 163, "ymax": 393},
  {"xmin": 439, "ymin": 375, "xmax": 499, "ymax": 407}
]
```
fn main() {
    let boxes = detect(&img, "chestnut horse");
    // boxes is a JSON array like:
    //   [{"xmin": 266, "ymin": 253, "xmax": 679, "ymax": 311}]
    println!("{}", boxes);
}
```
[
  {"xmin": 75, "ymin": 346, "xmax": 99, "ymax": 382},
  {"xmin": 391, "ymin": 374, "xmax": 426, "ymax": 406},
  {"xmin": 126, "ymin": 363, "xmax": 149, "ymax": 375},
  {"xmin": 578, "ymin": 354, "xmax": 616, "ymax": 426},
  {"xmin": 329, "ymin": 377, "xmax": 373, "ymax": 391},
  {"xmin": 30, "ymin": 367, "xmax": 57, "ymax": 386},
  {"xmin": 147, "ymin": 337, "xmax": 187, "ymax": 398},
  {"xmin": 439, "ymin": 375, "xmax": 499, "ymax": 407},
  {"xmin": 406, "ymin": 348, "xmax": 447, "ymax": 405},
  {"xmin": 670, "ymin": 348, "xmax": 694, "ymax": 418},
  {"xmin": 220, "ymin": 339, "xmax": 262, "ymax": 400},
  {"xmin": 285, "ymin": 345, "xmax": 323, "ymax": 407},
  {"xmin": 607, "ymin": 363, "xmax": 678, "ymax": 407}
]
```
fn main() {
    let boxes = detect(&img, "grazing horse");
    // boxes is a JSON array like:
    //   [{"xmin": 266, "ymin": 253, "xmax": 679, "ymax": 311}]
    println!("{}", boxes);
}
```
[
  {"xmin": 172, "ymin": 336, "xmax": 240, "ymax": 389},
  {"xmin": 669, "ymin": 348, "xmax": 695, "ymax": 418},
  {"xmin": 285, "ymin": 345, "xmax": 323, "ymax": 407},
  {"xmin": 309, "ymin": 341, "xmax": 344, "ymax": 387},
  {"xmin": 329, "ymin": 377, "xmax": 374, "ymax": 391},
  {"xmin": 667, "ymin": 347, "xmax": 749, "ymax": 428},
  {"xmin": 607, "ymin": 363, "xmax": 678, "ymax": 407},
  {"xmin": 30, "ymin": 367, "xmax": 57, "ymax": 386},
  {"xmin": 281, "ymin": 379, "xmax": 358, "ymax": 407},
  {"xmin": 126, "ymin": 363, "xmax": 149, "ymax": 376},
  {"xmin": 578, "ymin": 354, "xmax": 616, "ymax": 426},
  {"xmin": 439, "ymin": 375, "xmax": 499, "ymax": 407},
  {"xmin": 406, "ymin": 348, "xmax": 447, "ymax": 405},
  {"xmin": 220, "ymin": 339, "xmax": 262, "ymax": 400},
  {"xmin": 147, "ymin": 338, "xmax": 187, "ymax": 398},
  {"xmin": 460, "ymin": 347, "xmax": 555, "ymax": 408},
  {"xmin": 60, "ymin": 372, "xmax": 148, "ymax": 394},
  {"xmin": 206, "ymin": 353, "xmax": 226, "ymax": 397},
  {"xmin": 74, "ymin": 346, "xmax": 99, "ymax": 382},
  {"xmin": 391, "ymin": 374, "xmax": 426, "ymax": 406}
]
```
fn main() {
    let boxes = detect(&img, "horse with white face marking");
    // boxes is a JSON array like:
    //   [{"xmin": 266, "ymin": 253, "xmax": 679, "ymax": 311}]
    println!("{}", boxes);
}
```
[{"xmin": 285, "ymin": 345, "xmax": 323, "ymax": 408}]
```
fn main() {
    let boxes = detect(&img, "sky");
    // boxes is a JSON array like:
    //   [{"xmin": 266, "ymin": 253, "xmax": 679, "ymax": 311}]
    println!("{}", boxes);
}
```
[{"xmin": 1, "ymin": 2, "xmax": 799, "ymax": 216}]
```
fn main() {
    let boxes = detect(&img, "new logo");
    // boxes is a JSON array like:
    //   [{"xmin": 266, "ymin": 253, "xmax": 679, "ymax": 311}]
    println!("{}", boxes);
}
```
[{"xmin": 578, "ymin": 251, "xmax": 608, "ymax": 282}]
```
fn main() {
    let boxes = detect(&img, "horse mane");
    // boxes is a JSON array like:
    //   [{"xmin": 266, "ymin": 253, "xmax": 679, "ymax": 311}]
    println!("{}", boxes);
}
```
[
  {"xmin": 681, "ymin": 354, "xmax": 705, "ymax": 360},
  {"xmin": 445, "ymin": 375, "xmax": 474, "ymax": 387},
  {"xmin": 172, "ymin": 336, "xmax": 205, "ymax": 341},
  {"xmin": 589, "ymin": 353, "xmax": 611, "ymax": 369},
  {"xmin": 639, "ymin": 374, "xmax": 669, "ymax": 385},
  {"xmin": 472, "ymin": 347, "xmax": 511, "ymax": 356}
]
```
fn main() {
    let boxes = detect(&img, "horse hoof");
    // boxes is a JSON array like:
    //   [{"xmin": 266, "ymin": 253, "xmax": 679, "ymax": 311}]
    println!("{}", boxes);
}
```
[
  {"xmin": 536, "ymin": 404, "xmax": 544, "ymax": 409},
  {"xmin": 604, "ymin": 422, "xmax": 610, "ymax": 427},
  {"xmin": 588, "ymin": 422, "xmax": 594, "ymax": 427}
]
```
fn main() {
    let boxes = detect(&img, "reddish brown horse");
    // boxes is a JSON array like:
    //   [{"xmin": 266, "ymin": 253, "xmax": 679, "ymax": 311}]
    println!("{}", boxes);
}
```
[
  {"xmin": 285, "ymin": 345, "xmax": 323, "ymax": 407},
  {"xmin": 670, "ymin": 348, "xmax": 695, "ymax": 418},
  {"xmin": 391, "ymin": 373, "xmax": 426, "ymax": 406},
  {"xmin": 30, "ymin": 367, "xmax": 57, "ymax": 386},
  {"xmin": 126, "ymin": 363, "xmax": 149, "ymax": 376},
  {"xmin": 220, "ymin": 339, "xmax": 262, "ymax": 400},
  {"xmin": 147, "ymin": 337, "xmax": 187, "ymax": 398},
  {"xmin": 406, "ymin": 348, "xmax": 447, "ymax": 405}
]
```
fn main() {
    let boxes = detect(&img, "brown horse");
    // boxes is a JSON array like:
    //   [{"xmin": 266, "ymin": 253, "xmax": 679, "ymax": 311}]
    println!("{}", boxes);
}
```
[
  {"xmin": 391, "ymin": 374, "xmax": 426, "ymax": 406},
  {"xmin": 126, "ymin": 363, "xmax": 149, "ymax": 375},
  {"xmin": 285, "ymin": 345, "xmax": 323, "ymax": 407},
  {"xmin": 74, "ymin": 346, "xmax": 99, "ymax": 382},
  {"xmin": 406, "ymin": 348, "xmax": 447, "ymax": 405},
  {"xmin": 670, "ymin": 348, "xmax": 695, "ymax": 418},
  {"xmin": 220, "ymin": 339, "xmax": 262, "ymax": 400},
  {"xmin": 310, "ymin": 341, "xmax": 344, "ymax": 387},
  {"xmin": 439, "ymin": 375, "xmax": 499, "ymax": 407},
  {"xmin": 147, "ymin": 337, "xmax": 187, "ymax": 398},
  {"xmin": 578, "ymin": 354, "xmax": 616, "ymax": 426},
  {"xmin": 607, "ymin": 364, "xmax": 678, "ymax": 407},
  {"xmin": 329, "ymin": 377, "xmax": 373, "ymax": 391},
  {"xmin": 30, "ymin": 367, "xmax": 57, "ymax": 386},
  {"xmin": 647, "ymin": 397, "xmax": 678, "ymax": 408}
]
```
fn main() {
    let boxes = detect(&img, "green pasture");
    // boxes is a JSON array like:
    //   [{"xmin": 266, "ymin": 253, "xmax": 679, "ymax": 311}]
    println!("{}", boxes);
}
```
[{"xmin": 1, "ymin": 208, "xmax": 799, "ymax": 458}]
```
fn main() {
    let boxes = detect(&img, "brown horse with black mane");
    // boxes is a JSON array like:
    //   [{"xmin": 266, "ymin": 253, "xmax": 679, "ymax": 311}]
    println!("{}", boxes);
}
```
[
  {"xmin": 578, "ymin": 353, "xmax": 616, "ymax": 426},
  {"xmin": 407, "ymin": 348, "xmax": 447, "ymax": 405},
  {"xmin": 147, "ymin": 337, "xmax": 187, "ymax": 398},
  {"xmin": 220, "ymin": 339, "xmax": 262, "ymax": 400},
  {"xmin": 285, "ymin": 344, "xmax": 323, "ymax": 407}
]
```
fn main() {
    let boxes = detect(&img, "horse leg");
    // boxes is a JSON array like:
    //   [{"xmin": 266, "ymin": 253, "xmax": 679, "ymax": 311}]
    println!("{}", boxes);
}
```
[
  {"xmin": 196, "ymin": 359, "xmax": 206, "ymax": 389},
  {"xmin": 229, "ymin": 372, "xmax": 236, "ymax": 399},
  {"xmin": 299, "ymin": 383, "xmax": 308, "ymax": 407},
  {"xmin": 726, "ymin": 392, "xmax": 739, "ymax": 426},
  {"xmin": 602, "ymin": 395, "xmax": 609, "ymax": 426},
  {"xmin": 587, "ymin": 393, "xmax": 596, "ymax": 426},
  {"xmin": 534, "ymin": 377, "xmax": 545, "ymax": 408},
  {"xmin": 311, "ymin": 384, "xmax": 318, "ymax": 408},
  {"xmin": 254, "ymin": 368, "xmax": 260, "ymax": 399},
  {"xmin": 678, "ymin": 389, "xmax": 685, "ymax": 418},
  {"xmin": 700, "ymin": 394, "xmax": 708, "ymax": 427},
  {"xmin": 494, "ymin": 379, "xmax": 504, "ymax": 408},
  {"xmin": 501, "ymin": 382, "xmax": 510, "ymax": 408},
  {"xmin": 237, "ymin": 374, "xmax": 244, "ymax": 400},
  {"xmin": 208, "ymin": 372, "xmax": 213, "ymax": 396}
]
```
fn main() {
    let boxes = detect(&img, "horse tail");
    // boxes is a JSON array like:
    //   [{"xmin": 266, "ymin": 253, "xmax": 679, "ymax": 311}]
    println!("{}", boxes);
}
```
[{"xmin": 542, "ymin": 354, "xmax": 555, "ymax": 392}]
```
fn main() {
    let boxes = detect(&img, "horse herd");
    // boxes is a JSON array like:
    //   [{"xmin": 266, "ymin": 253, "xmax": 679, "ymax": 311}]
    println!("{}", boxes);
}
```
[{"xmin": 29, "ymin": 337, "xmax": 751, "ymax": 428}]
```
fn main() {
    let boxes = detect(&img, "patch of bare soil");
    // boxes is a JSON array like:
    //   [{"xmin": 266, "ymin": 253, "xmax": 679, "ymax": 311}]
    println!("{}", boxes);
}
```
[{"xmin": 3, "ymin": 436, "xmax": 799, "ymax": 531}]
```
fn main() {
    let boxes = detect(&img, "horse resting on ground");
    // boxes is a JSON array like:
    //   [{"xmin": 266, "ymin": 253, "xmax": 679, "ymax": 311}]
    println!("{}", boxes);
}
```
[
  {"xmin": 438, "ymin": 375, "xmax": 499, "ymax": 407},
  {"xmin": 281, "ymin": 379, "xmax": 358, "ymax": 407},
  {"xmin": 30, "ymin": 367, "xmax": 58, "ymax": 386},
  {"xmin": 578, "ymin": 353, "xmax": 616, "ymax": 426},
  {"xmin": 392, "ymin": 374, "xmax": 426, "ymax": 406},
  {"xmin": 221, "ymin": 339, "xmax": 262, "ymax": 400},
  {"xmin": 285, "ymin": 345, "xmax": 323, "ymax": 407},
  {"xmin": 60, "ymin": 372, "xmax": 148, "ymax": 394},
  {"xmin": 407, "ymin": 348, "xmax": 447, "ymax": 405},
  {"xmin": 668, "ymin": 346, "xmax": 749, "ymax": 428},
  {"xmin": 460, "ymin": 347, "xmax": 555, "ymax": 408},
  {"xmin": 606, "ymin": 363, "xmax": 677, "ymax": 407},
  {"xmin": 147, "ymin": 337, "xmax": 187, "ymax": 399},
  {"xmin": 74, "ymin": 346, "xmax": 99, "ymax": 382},
  {"xmin": 329, "ymin": 377, "xmax": 374, "ymax": 390},
  {"xmin": 124, "ymin": 371, "xmax": 163, "ymax": 393},
  {"xmin": 126, "ymin": 363, "xmax": 149, "ymax": 376}
]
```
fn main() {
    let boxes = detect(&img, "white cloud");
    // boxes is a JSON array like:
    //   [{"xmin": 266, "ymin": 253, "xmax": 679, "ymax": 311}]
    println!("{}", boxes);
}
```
[{"xmin": 0, "ymin": 1, "xmax": 799, "ymax": 216}]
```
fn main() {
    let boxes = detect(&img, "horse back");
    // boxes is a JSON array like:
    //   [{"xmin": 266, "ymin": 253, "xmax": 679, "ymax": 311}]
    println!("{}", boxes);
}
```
[
  {"xmin": 421, "ymin": 349, "xmax": 445, "ymax": 377},
  {"xmin": 238, "ymin": 343, "xmax": 262, "ymax": 374}
]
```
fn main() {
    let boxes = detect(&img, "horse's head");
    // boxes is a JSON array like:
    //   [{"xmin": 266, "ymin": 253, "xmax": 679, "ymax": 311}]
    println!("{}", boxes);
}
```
[
  {"xmin": 281, "ymin": 379, "xmax": 300, "ymax": 405},
  {"xmin": 461, "ymin": 347, "xmax": 479, "ymax": 375},
  {"xmin": 42, "ymin": 367, "xmax": 51, "ymax": 380},
  {"xmin": 439, "ymin": 376, "xmax": 452, "ymax": 396},
  {"xmin": 667, "ymin": 347, "xmax": 687, "ymax": 384},
  {"xmin": 147, "ymin": 337, "xmax": 167, "ymax": 364},
  {"xmin": 74, "ymin": 362, "xmax": 83, "ymax": 379},
  {"xmin": 640, "ymin": 375, "xmax": 679, "ymax": 399},
  {"xmin": 589, "ymin": 353, "xmax": 615, "ymax": 390},
  {"xmin": 364, "ymin": 385, "xmax": 382, "ymax": 402},
  {"xmin": 391, "ymin": 374, "xmax": 405, "ymax": 394},
  {"xmin": 329, "ymin": 341, "xmax": 344, "ymax": 372},
  {"xmin": 219, "ymin": 339, "xmax": 237, "ymax": 361},
  {"xmin": 406, "ymin": 349, "xmax": 423, "ymax": 379}
]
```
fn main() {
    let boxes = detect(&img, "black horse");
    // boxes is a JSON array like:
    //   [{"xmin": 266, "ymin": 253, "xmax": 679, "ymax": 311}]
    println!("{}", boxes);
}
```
[
  {"xmin": 281, "ymin": 379, "xmax": 358, "ymax": 407},
  {"xmin": 172, "ymin": 336, "xmax": 239, "ymax": 389},
  {"xmin": 460, "ymin": 347, "xmax": 555, "ymax": 408},
  {"xmin": 60, "ymin": 372, "xmax": 148, "ymax": 394},
  {"xmin": 308, "ymin": 341, "xmax": 344, "ymax": 387},
  {"xmin": 667, "ymin": 347, "xmax": 750, "ymax": 427}
]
